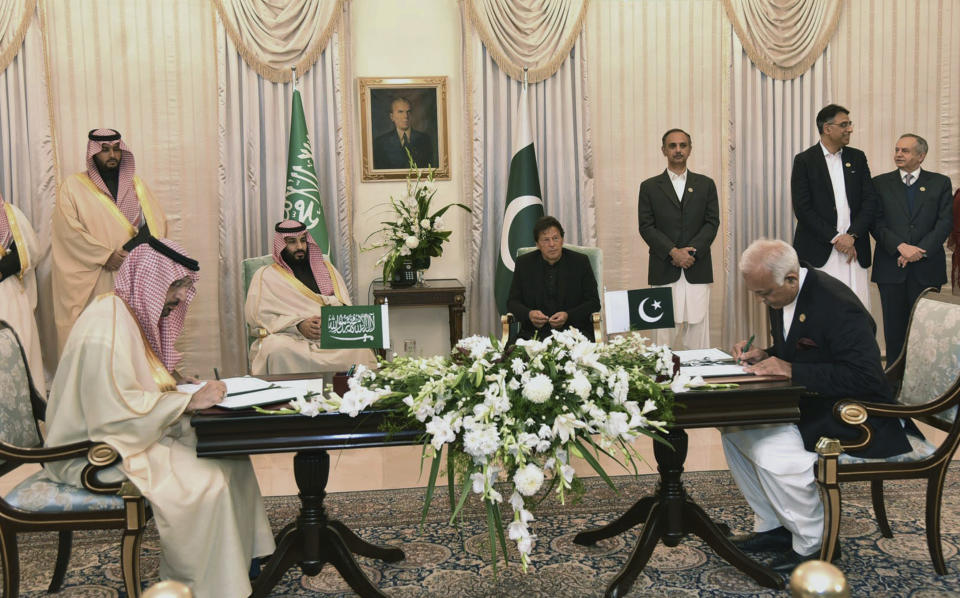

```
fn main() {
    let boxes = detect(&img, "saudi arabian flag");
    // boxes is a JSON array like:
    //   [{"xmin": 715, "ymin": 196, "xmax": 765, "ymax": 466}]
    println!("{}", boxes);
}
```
[
  {"xmin": 284, "ymin": 88, "xmax": 330, "ymax": 255},
  {"xmin": 494, "ymin": 86, "xmax": 544, "ymax": 314}
]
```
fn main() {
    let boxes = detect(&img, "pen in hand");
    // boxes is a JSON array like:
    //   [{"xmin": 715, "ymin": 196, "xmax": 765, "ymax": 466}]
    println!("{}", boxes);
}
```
[
  {"xmin": 738, "ymin": 334, "xmax": 756, "ymax": 364},
  {"xmin": 214, "ymin": 367, "xmax": 220, "ymax": 380}
]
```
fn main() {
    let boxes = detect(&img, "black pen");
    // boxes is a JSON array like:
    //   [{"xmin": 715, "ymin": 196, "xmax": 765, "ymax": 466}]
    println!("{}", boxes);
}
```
[
  {"xmin": 738, "ymin": 334, "xmax": 755, "ymax": 364},
  {"xmin": 214, "ymin": 367, "xmax": 220, "ymax": 380}
]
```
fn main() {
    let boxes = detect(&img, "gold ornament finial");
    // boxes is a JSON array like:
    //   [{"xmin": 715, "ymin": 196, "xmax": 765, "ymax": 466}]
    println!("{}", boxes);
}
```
[
  {"xmin": 790, "ymin": 560, "xmax": 850, "ymax": 598},
  {"xmin": 143, "ymin": 581, "xmax": 194, "ymax": 598}
]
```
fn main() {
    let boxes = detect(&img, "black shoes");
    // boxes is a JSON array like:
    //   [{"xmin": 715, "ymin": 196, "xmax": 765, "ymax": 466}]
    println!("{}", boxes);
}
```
[
  {"xmin": 730, "ymin": 526, "xmax": 792, "ymax": 553},
  {"xmin": 768, "ymin": 543, "xmax": 842, "ymax": 575}
]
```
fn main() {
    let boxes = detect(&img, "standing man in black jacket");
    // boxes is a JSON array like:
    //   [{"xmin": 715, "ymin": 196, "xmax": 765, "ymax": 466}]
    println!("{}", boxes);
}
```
[
  {"xmin": 871, "ymin": 133, "xmax": 953, "ymax": 364},
  {"xmin": 637, "ymin": 129, "xmax": 719, "ymax": 349},
  {"xmin": 791, "ymin": 104, "xmax": 878, "ymax": 309}
]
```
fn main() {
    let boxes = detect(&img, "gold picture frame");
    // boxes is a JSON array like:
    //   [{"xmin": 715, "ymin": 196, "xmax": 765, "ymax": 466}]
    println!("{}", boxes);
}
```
[{"xmin": 358, "ymin": 76, "xmax": 450, "ymax": 182}]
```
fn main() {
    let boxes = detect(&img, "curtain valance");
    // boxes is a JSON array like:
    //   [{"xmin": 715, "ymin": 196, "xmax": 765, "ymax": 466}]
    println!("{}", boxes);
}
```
[
  {"xmin": 463, "ymin": 0, "xmax": 588, "ymax": 83},
  {"xmin": 722, "ymin": 0, "xmax": 842, "ymax": 80},
  {"xmin": 0, "ymin": 0, "xmax": 34, "ymax": 73},
  {"xmin": 211, "ymin": 0, "xmax": 343, "ymax": 83}
]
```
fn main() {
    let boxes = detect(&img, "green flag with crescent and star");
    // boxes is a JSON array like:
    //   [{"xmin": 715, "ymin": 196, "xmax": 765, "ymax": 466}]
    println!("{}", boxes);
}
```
[
  {"xmin": 284, "ymin": 88, "xmax": 330, "ymax": 256},
  {"xmin": 494, "ymin": 85, "xmax": 544, "ymax": 314}
]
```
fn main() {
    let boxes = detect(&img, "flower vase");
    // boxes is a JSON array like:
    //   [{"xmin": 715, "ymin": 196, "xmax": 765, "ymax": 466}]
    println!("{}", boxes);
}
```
[{"xmin": 413, "ymin": 256, "xmax": 431, "ymax": 287}]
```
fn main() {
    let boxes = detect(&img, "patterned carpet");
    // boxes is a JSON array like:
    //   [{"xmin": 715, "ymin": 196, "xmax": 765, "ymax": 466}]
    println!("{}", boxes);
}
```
[{"xmin": 5, "ymin": 470, "xmax": 960, "ymax": 597}]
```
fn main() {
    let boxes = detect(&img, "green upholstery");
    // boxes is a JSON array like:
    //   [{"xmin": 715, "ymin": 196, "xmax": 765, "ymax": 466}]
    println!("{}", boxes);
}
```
[
  {"xmin": 898, "ymin": 294, "xmax": 960, "ymax": 425},
  {"xmin": 242, "ymin": 254, "xmax": 274, "ymax": 297},
  {"xmin": 0, "ymin": 326, "xmax": 42, "ymax": 465},
  {"xmin": 242, "ymin": 255, "xmax": 274, "ymax": 356}
]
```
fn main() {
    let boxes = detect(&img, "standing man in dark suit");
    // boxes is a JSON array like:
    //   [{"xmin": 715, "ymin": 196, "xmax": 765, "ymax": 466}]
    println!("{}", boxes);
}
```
[
  {"xmin": 871, "ymin": 134, "xmax": 953, "ymax": 364},
  {"xmin": 372, "ymin": 97, "xmax": 434, "ymax": 169},
  {"xmin": 507, "ymin": 216, "xmax": 600, "ymax": 341},
  {"xmin": 637, "ymin": 128, "xmax": 719, "ymax": 349},
  {"xmin": 791, "ymin": 104, "xmax": 878, "ymax": 309},
  {"xmin": 726, "ymin": 239, "xmax": 913, "ymax": 574}
]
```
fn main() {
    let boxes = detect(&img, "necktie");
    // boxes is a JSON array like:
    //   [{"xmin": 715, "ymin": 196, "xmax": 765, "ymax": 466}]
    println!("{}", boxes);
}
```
[
  {"xmin": 904, "ymin": 173, "xmax": 917, "ymax": 215},
  {"xmin": 401, "ymin": 133, "xmax": 408, "ymax": 149}
]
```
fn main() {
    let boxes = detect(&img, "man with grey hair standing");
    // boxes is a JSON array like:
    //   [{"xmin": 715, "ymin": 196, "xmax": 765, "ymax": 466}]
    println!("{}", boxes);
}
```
[
  {"xmin": 725, "ymin": 238, "xmax": 914, "ymax": 574},
  {"xmin": 871, "ymin": 133, "xmax": 953, "ymax": 365}
]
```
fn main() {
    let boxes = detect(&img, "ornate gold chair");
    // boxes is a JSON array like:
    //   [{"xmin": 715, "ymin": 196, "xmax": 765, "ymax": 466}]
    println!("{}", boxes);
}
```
[
  {"xmin": 0, "ymin": 321, "xmax": 151, "ymax": 597},
  {"xmin": 815, "ymin": 290, "xmax": 960, "ymax": 574},
  {"xmin": 500, "ymin": 244, "xmax": 604, "ymax": 344}
]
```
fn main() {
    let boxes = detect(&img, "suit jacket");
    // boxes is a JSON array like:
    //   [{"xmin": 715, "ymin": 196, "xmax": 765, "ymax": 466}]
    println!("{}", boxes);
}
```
[
  {"xmin": 507, "ymin": 248, "xmax": 600, "ymax": 341},
  {"xmin": 766, "ymin": 267, "xmax": 911, "ymax": 459},
  {"xmin": 637, "ymin": 170, "xmax": 719, "ymax": 284},
  {"xmin": 372, "ymin": 128, "xmax": 434, "ymax": 170},
  {"xmin": 791, "ymin": 143, "xmax": 878, "ymax": 268},
  {"xmin": 871, "ymin": 169, "xmax": 954, "ymax": 285}
]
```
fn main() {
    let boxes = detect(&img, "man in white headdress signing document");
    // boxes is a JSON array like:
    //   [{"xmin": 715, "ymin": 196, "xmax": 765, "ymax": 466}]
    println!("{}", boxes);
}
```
[
  {"xmin": 52, "ymin": 128, "xmax": 168, "ymax": 353},
  {"xmin": 246, "ymin": 219, "xmax": 377, "ymax": 374},
  {"xmin": 0, "ymin": 191, "xmax": 45, "ymax": 394},
  {"xmin": 42, "ymin": 237, "xmax": 274, "ymax": 598}
]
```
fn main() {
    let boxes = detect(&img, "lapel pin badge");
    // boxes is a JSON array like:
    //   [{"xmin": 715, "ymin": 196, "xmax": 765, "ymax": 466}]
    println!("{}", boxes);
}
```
[
  {"xmin": 799, "ymin": 313, "xmax": 806, "ymax": 322},
  {"xmin": 920, "ymin": 186, "xmax": 926, "ymax": 192},
  {"xmin": 687, "ymin": 187, "xmax": 693, "ymax": 193}
]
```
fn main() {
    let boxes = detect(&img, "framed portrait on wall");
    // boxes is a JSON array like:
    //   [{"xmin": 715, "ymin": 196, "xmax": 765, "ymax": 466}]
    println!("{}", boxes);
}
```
[{"xmin": 358, "ymin": 76, "xmax": 449, "ymax": 182}]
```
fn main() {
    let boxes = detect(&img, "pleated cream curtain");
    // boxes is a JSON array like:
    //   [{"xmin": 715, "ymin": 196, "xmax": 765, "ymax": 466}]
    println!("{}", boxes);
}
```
[
  {"xmin": 462, "ymin": 0, "xmax": 595, "ymax": 337},
  {"xmin": 216, "ymin": 2, "xmax": 354, "ymax": 375},
  {"xmin": 211, "ymin": 0, "xmax": 344, "ymax": 82},
  {"xmin": 42, "ymin": 0, "xmax": 221, "ymax": 376},
  {"xmin": 0, "ymin": 5, "xmax": 56, "ymax": 380},
  {"xmin": 721, "ymin": 0, "xmax": 841, "ymax": 80},
  {"xmin": 723, "ymin": 34, "xmax": 832, "ymax": 348},
  {"xmin": 586, "ymin": 0, "xmax": 726, "ymax": 348}
]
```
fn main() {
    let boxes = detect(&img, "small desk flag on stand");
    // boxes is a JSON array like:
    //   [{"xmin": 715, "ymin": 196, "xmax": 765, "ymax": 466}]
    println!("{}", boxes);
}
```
[
  {"xmin": 284, "ymin": 67, "xmax": 330, "ymax": 256},
  {"xmin": 605, "ymin": 288, "xmax": 675, "ymax": 334}
]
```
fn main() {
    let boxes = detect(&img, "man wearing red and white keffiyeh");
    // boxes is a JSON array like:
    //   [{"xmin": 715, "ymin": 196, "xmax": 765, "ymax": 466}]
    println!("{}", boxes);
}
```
[
  {"xmin": 52, "ymin": 128, "xmax": 168, "ymax": 355},
  {"xmin": 245, "ymin": 219, "xmax": 377, "ymax": 374},
  {"xmin": 44, "ymin": 237, "xmax": 275, "ymax": 598}
]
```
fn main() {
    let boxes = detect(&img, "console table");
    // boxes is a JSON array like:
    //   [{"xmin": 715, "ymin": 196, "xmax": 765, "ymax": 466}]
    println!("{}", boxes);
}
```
[{"xmin": 372, "ymin": 278, "xmax": 465, "ymax": 351}]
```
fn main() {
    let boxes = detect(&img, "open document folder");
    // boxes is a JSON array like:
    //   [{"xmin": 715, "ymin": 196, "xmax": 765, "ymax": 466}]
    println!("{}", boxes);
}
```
[
  {"xmin": 177, "ymin": 377, "xmax": 325, "ymax": 410},
  {"xmin": 673, "ymin": 348, "xmax": 748, "ymax": 377}
]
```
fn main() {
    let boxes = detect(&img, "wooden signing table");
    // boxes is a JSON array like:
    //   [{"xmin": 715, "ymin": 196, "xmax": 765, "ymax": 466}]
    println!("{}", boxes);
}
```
[
  {"xmin": 574, "ymin": 380, "xmax": 805, "ymax": 597},
  {"xmin": 192, "ymin": 396, "xmax": 422, "ymax": 598},
  {"xmin": 192, "ymin": 379, "xmax": 803, "ymax": 597}
]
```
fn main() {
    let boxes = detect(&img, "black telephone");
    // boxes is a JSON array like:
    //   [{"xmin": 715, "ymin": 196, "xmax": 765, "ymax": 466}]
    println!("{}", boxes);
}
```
[{"xmin": 391, "ymin": 259, "xmax": 416, "ymax": 287}]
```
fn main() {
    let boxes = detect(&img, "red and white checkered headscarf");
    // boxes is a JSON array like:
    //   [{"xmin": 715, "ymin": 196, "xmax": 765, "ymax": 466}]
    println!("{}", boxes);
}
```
[
  {"xmin": 114, "ymin": 238, "xmax": 199, "ymax": 372},
  {"xmin": 0, "ymin": 192, "xmax": 10, "ymax": 250},
  {"xmin": 272, "ymin": 219, "xmax": 335, "ymax": 295},
  {"xmin": 86, "ymin": 129, "xmax": 141, "ymax": 227}
]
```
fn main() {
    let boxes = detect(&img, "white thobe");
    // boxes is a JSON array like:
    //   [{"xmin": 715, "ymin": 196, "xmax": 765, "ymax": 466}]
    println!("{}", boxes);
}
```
[
  {"xmin": 0, "ymin": 203, "xmax": 46, "ymax": 394},
  {"xmin": 43, "ymin": 295, "xmax": 275, "ymax": 598}
]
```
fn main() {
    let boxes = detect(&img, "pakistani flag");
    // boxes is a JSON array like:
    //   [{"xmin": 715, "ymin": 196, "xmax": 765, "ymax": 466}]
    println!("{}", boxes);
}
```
[
  {"xmin": 284, "ymin": 88, "xmax": 330, "ymax": 254},
  {"xmin": 494, "ymin": 86, "xmax": 544, "ymax": 314}
]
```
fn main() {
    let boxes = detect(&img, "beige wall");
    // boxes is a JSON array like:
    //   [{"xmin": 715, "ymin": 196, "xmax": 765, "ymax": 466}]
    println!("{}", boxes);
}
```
[{"xmin": 351, "ymin": 0, "xmax": 470, "ymax": 359}]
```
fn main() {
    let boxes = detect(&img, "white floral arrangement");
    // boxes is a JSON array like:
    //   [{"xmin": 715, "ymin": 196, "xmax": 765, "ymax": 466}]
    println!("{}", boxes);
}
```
[
  {"xmin": 293, "ymin": 329, "xmax": 688, "ymax": 571},
  {"xmin": 363, "ymin": 160, "xmax": 470, "ymax": 281}
]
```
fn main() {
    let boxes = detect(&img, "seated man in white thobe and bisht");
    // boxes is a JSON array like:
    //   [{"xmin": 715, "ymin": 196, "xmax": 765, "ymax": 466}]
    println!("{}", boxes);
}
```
[
  {"xmin": 245, "ymin": 220, "xmax": 377, "ymax": 374},
  {"xmin": 0, "ymin": 192, "xmax": 45, "ymax": 394},
  {"xmin": 42, "ymin": 237, "xmax": 274, "ymax": 598}
]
